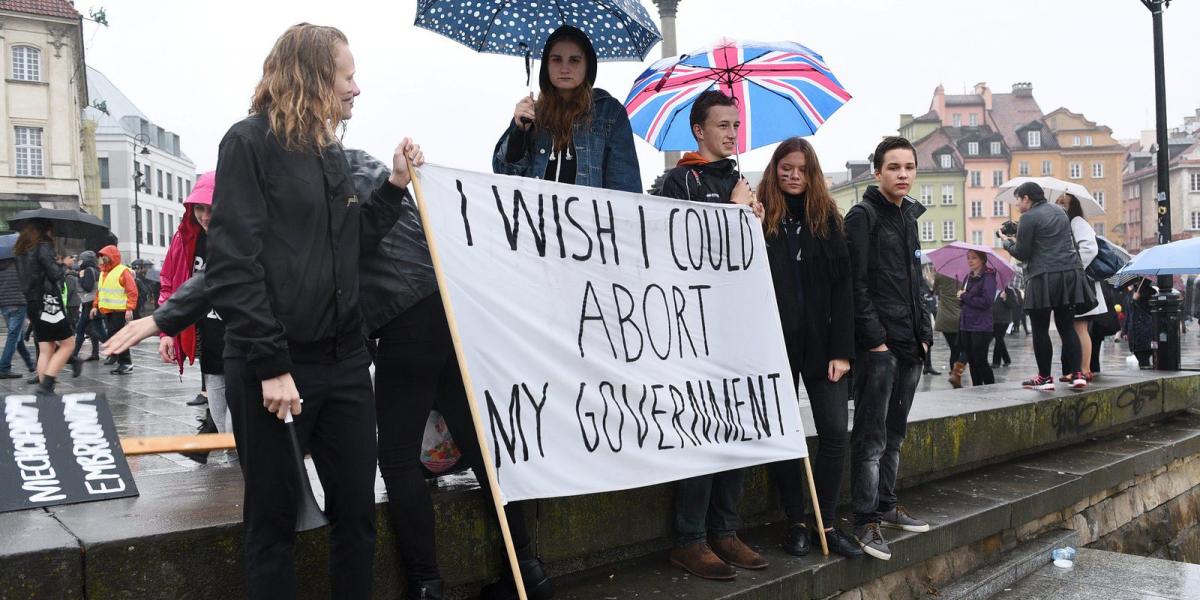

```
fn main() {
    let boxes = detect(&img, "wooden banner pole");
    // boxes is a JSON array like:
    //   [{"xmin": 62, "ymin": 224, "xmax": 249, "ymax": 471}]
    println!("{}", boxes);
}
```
[
  {"xmin": 406, "ymin": 159, "xmax": 530, "ymax": 600},
  {"xmin": 803, "ymin": 456, "xmax": 829, "ymax": 556}
]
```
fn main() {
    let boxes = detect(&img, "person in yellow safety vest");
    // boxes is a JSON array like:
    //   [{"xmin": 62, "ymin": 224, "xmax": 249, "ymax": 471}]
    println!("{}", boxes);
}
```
[{"xmin": 91, "ymin": 245, "xmax": 138, "ymax": 374}]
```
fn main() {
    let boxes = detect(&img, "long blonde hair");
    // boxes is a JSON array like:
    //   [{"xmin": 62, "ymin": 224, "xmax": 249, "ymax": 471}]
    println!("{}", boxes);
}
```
[{"xmin": 250, "ymin": 23, "xmax": 347, "ymax": 153}]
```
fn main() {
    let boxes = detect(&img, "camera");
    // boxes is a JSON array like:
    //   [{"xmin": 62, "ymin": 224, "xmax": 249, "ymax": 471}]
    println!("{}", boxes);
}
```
[{"xmin": 999, "ymin": 220, "xmax": 1018, "ymax": 237}]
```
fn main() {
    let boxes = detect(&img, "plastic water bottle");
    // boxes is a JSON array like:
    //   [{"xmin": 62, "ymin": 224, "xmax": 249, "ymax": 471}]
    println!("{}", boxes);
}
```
[{"xmin": 1052, "ymin": 547, "xmax": 1076, "ymax": 568}]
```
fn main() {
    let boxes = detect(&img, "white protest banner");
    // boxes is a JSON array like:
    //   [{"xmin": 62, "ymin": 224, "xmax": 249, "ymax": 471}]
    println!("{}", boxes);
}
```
[{"xmin": 415, "ymin": 164, "xmax": 808, "ymax": 503}]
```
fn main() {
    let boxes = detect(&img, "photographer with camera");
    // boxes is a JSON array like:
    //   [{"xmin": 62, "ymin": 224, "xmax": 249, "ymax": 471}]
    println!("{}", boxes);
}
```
[{"xmin": 999, "ymin": 182, "xmax": 1094, "ymax": 390}]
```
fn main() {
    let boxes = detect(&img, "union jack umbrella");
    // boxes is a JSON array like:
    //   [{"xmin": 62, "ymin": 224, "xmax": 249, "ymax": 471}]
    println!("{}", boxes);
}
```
[{"xmin": 624, "ymin": 38, "xmax": 851, "ymax": 153}]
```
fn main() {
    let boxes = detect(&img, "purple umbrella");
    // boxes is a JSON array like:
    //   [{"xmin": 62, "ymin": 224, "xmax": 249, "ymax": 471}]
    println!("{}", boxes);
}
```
[{"xmin": 927, "ymin": 241, "xmax": 1016, "ymax": 289}]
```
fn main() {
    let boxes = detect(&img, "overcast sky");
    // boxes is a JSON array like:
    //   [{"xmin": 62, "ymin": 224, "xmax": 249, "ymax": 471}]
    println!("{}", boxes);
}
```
[{"xmin": 81, "ymin": 0, "xmax": 1200, "ymax": 187}]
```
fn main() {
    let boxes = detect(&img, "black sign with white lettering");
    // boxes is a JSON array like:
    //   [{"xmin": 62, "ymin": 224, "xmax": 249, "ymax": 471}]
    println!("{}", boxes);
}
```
[{"xmin": 0, "ymin": 392, "xmax": 138, "ymax": 513}]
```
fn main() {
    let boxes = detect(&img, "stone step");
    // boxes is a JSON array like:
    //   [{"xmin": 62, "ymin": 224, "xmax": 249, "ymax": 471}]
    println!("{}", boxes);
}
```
[
  {"xmin": 551, "ymin": 412, "xmax": 1200, "ymax": 599},
  {"xmin": 990, "ymin": 547, "xmax": 1200, "ymax": 599},
  {"xmin": 928, "ymin": 528, "xmax": 1079, "ymax": 600}
]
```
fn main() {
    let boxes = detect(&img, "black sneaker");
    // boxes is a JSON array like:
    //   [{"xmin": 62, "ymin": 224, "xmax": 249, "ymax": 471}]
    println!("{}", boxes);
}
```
[
  {"xmin": 25, "ymin": 373, "xmax": 39, "ymax": 385},
  {"xmin": 70, "ymin": 357, "xmax": 83, "ymax": 378},
  {"xmin": 111, "ymin": 364, "xmax": 134, "ymax": 375},
  {"xmin": 881, "ymin": 506, "xmax": 930, "ymax": 532},
  {"xmin": 815, "ymin": 527, "xmax": 864, "ymax": 559},
  {"xmin": 186, "ymin": 393, "xmax": 208, "ymax": 406},
  {"xmin": 852, "ymin": 523, "xmax": 892, "ymax": 560},
  {"xmin": 781, "ymin": 522, "xmax": 810, "ymax": 557},
  {"xmin": 84, "ymin": 354, "xmax": 100, "ymax": 362},
  {"xmin": 0, "ymin": 371, "xmax": 22, "ymax": 379},
  {"xmin": 103, "ymin": 356, "xmax": 118, "ymax": 366}
]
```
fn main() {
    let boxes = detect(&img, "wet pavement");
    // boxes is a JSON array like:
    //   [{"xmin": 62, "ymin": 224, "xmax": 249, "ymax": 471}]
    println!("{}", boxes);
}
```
[{"xmin": 993, "ymin": 547, "xmax": 1200, "ymax": 599}]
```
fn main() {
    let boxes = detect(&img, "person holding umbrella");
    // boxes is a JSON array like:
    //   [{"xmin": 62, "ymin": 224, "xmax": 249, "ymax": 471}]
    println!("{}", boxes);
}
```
[
  {"xmin": 1056, "ymin": 193, "xmax": 1107, "ymax": 383},
  {"xmin": 493, "ymin": 25, "xmax": 641, "ymax": 193},
  {"xmin": 205, "ymin": 23, "xmax": 421, "ymax": 599},
  {"xmin": 1000, "ymin": 181, "xmax": 1094, "ymax": 390},
  {"xmin": 758, "ymin": 137, "xmax": 861, "ymax": 559},
  {"xmin": 13, "ymin": 219, "xmax": 81, "ymax": 393},
  {"xmin": 956, "ymin": 250, "xmax": 998, "ymax": 386}
]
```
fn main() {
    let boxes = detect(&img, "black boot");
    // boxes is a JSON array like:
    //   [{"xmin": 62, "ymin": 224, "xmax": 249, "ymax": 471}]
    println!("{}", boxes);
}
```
[
  {"xmin": 478, "ymin": 552, "xmax": 554, "ymax": 600},
  {"xmin": 182, "ymin": 410, "xmax": 217, "ymax": 465},
  {"xmin": 35, "ymin": 374, "xmax": 55, "ymax": 395},
  {"xmin": 782, "ymin": 522, "xmax": 811, "ymax": 557},
  {"xmin": 407, "ymin": 578, "xmax": 444, "ymax": 600}
]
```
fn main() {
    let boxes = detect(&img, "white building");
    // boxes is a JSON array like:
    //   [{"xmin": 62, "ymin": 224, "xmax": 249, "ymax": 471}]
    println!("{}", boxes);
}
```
[
  {"xmin": 85, "ymin": 67, "xmax": 193, "ymax": 267},
  {"xmin": 0, "ymin": 0, "xmax": 89, "ymax": 224}
]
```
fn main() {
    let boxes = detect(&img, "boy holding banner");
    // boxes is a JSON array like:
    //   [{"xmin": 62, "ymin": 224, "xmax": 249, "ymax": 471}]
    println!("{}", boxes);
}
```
[
  {"xmin": 843, "ymin": 137, "xmax": 933, "ymax": 561},
  {"xmin": 654, "ymin": 90, "xmax": 765, "ymax": 580}
]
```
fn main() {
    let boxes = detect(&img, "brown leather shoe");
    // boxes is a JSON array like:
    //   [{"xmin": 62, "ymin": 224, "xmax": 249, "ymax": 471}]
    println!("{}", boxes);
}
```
[
  {"xmin": 948, "ymin": 361, "xmax": 966, "ymax": 388},
  {"xmin": 668, "ymin": 542, "xmax": 737, "ymax": 580},
  {"xmin": 709, "ymin": 535, "xmax": 769, "ymax": 570}
]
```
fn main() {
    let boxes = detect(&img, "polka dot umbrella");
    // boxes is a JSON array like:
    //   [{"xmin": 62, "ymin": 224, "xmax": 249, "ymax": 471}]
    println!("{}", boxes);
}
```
[{"xmin": 414, "ymin": 0, "xmax": 662, "ymax": 62}]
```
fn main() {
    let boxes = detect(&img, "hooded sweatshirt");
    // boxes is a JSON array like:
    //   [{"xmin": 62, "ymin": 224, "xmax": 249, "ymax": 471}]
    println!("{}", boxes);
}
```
[
  {"xmin": 97, "ymin": 245, "xmax": 138, "ymax": 314},
  {"xmin": 158, "ymin": 171, "xmax": 215, "ymax": 372},
  {"xmin": 654, "ymin": 152, "xmax": 741, "ymax": 204},
  {"xmin": 77, "ymin": 251, "xmax": 99, "ymax": 304}
]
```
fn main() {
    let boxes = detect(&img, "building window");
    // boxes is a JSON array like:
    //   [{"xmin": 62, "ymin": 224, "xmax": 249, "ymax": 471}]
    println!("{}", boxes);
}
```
[
  {"xmin": 920, "ymin": 185, "xmax": 933, "ymax": 205},
  {"xmin": 1072, "ymin": 135, "xmax": 1080, "ymax": 146},
  {"xmin": 1092, "ymin": 162, "xmax": 1104, "ymax": 178},
  {"xmin": 1095, "ymin": 222, "xmax": 1105, "ymax": 237},
  {"xmin": 990, "ymin": 141, "xmax": 1001, "ymax": 155},
  {"xmin": 1042, "ymin": 160, "xmax": 1052, "ymax": 175},
  {"xmin": 942, "ymin": 220, "xmax": 956, "ymax": 241},
  {"xmin": 145, "ymin": 209, "xmax": 153, "ymax": 245},
  {"xmin": 942, "ymin": 185, "xmax": 955, "ymax": 205},
  {"xmin": 993, "ymin": 170, "xmax": 1005, "ymax": 187},
  {"xmin": 968, "ymin": 142, "xmax": 979, "ymax": 156},
  {"xmin": 970, "ymin": 201, "xmax": 982, "ymax": 218},
  {"xmin": 1191, "ymin": 211, "xmax": 1200, "ymax": 230},
  {"xmin": 971, "ymin": 230, "xmax": 983, "ymax": 245},
  {"xmin": 1018, "ymin": 161, "xmax": 1029, "ymax": 176},
  {"xmin": 168, "ymin": 215, "xmax": 174, "ymax": 237},
  {"xmin": 921, "ymin": 221, "xmax": 934, "ymax": 242},
  {"xmin": 953, "ymin": 114, "xmax": 961, "ymax": 127},
  {"xmin": 1085, "ymin": 135, "xmax": 1093, "ymax": 146},
  {"xmin": 143, "ymin": 164, "xmax": 152, "ymax": 194},
  {"xmin": 185, "ymin": 179, "xmax": 192, "ymax": 197},
  {"xmin": 1095, "ymin": 190, "xmax": 1105, "ymax": 208},
  {"xmin": 1191, "ymin": 173, "xmax": 1200, "ymax": 192},
  {"xmin": 969, "ymin": 114, "xmax": 978, "ymax": 127},
  {"xmin": 970, "ymin": 171, "xmax": 981, "ymax": 187},
  {"xmin": 101, "ymin": 205, "xmax": 111, "ymax": 228},
  {"xmin": 98, "ymin": 157, "xmax": 110, "ymax": 189},
  {"xmin": 993, "ymin": 199, "xmax": 1007, "ymax": 217},
  {"xmin": 1069, "ymin": 163, "xmax": 1082, "ymax": 179},
  {"xmin": 14, "ymin": 126, "xmax": 44, "ymax": 177},
  {"xmin": 177, "ymin": 176, "xmax": 184, "ymax": 202},
  {"xmin": 940, "ymin": 154, "xmax": 953, "ymax": 169},
  {"xmin": 156, "ymin": 169, "xmax": 164, "ymax": 197},
  {"xmin": 11, "ymin": 46, "xmax": 41, "ymax": 82},
  {"xmin": 1027, "ymin": 130, "xmax": 1041, "ymax": 148},
  {"xmin": 166, "ymin": 173, "xmax": 173, "ymax": 200}
]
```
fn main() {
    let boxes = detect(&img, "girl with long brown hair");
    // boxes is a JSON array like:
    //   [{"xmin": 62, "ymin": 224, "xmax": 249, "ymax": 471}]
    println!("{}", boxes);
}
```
[
  {"xmin": 14, "ymin": 218, "xmax": 81, "ymax": 393},
  {"xmin": 493, "ymin": 25, "xmax": 641, "ymax": 193},
  {"xmin": 205, "ymin": 22, "xmax": 422, "ymax": 599},
  {"xmin": 758, "ymin": 137, "xmax": 861, "ymax": 558}
]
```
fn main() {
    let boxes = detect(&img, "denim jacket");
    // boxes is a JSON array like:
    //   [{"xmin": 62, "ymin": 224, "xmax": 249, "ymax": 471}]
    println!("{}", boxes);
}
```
[{"xmin": 492, "ymin": 88, "xmax": 642, "ymax": 193}]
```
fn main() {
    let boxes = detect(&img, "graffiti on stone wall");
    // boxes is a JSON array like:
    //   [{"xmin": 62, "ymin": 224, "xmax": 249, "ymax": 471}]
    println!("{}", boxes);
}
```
[
  {"xmin": 1116, "ymin": 381, "xmax": 1162, "ymax": 417},
  {"xmin": 1052, "ymin": 398, "xmax": 1100, "ymax": 438}
]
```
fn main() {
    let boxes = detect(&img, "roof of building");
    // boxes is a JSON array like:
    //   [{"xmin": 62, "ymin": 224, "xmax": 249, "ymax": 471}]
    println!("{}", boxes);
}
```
[
  {"xmin": 83, "ymin": 66, "xmax": 149, "ymax": 137},
  {"xmin": 1123, "ymin": 139, "xmax": 1200, "ymax": 182},
  {"xmin": 914, "ymin": 128, "xmax": 964, "ymax": 172},
  {"xmin": 914, "ymin": 110, "xmax": 941, "ymax": 123},
  {"xmin": 945, "ymin": 94, "xmax": 984, "ymax": 107},
  {"xmin": 0, "ymin": 0, "xmax": 80, "ymax": 19},
  {"xmin": 988, "ymin": 92, "xmax": 1045, "ymax": 147}
]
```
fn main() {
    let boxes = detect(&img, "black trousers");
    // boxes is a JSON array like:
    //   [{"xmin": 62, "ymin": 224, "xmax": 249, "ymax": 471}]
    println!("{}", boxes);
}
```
[
  {"xmin": 101, "ymin": 312, "xmax": 131, "ymax": 365},
  {"xmin": 942, "ymin": 332, "xmax": 962, "ymax": 364},
  {"xmin": 959, "ymin": 330, "xmax": 995, "ymax": 386},
  {"xmin": 226, "ymin": 348, "xmax": 377, "ymax": 600},
  {"xmin": 770, "ymin": 373, "xmax": 849, "ymax": 527},
  {"xmin": 850, "ymin": 350, "xmax": 922, "ymax": 526},
  {"xmin": 1029, "ymin": 307, "xmax": 1080, "ymax": 378},
  {"xmin": 373, "ymin": 294, "xmax": 532, "ymax": 583},
  {"xmin": 1089, "ymin": 327, "xmax": 1104, "ymax": 373},
  {"xmin": 992, "ymin": 323, "xmax": 1011, "ymax": 365}
]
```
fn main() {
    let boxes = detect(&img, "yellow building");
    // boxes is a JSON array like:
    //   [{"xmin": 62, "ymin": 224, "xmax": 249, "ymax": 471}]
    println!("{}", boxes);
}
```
[{"xmin": 1043, "ymin": 108, "xmax": 1127, "ymax": 243}]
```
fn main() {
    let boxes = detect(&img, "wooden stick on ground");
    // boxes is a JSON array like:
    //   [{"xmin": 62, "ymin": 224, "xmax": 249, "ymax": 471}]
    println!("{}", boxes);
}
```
[{"xmin": 121, "ymin": 433, "xmax": 235, "ymax": 456}]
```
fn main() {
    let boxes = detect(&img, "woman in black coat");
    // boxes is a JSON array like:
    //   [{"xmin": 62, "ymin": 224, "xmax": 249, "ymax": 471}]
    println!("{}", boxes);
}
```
[
  {"xmin": 760, "ymin": 138, "xmax": 861, "ymax": 558},
  {"xmin": 13, "ymin": 219, "xmax": 80, "ymax": 393},
  {"xmin": 1123, "ymin": 279, "xmax": 1156, "ymax": 368}
]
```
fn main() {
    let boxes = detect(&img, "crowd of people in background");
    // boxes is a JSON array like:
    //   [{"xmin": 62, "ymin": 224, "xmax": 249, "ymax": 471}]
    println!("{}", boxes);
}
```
[{"xmin": 7, "ymin": 21, "xmax": 1200, "ymax": 600}]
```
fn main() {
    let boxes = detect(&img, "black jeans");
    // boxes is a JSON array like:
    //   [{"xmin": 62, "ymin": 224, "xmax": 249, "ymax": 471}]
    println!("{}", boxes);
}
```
[
  {"xmin": 942, "ymin": 332, "xmax": 962, "ymax": 364},
  {"xmin": 674, "ymin": 469, "xmax": 743, "ymax": 546},
  {"xmin": 771, "ymin": 374, "xmax": 849, "ymax": 527},
  {"xmin": 373, "ymin": 294, "xmax": 531, "ymax": 583},
  {"xmin": 101, "ymin": 312, "xmax": 131, "ymax": 365},
  {"xmin": 72, "ymin": 301, "xmax": 104, "ymax": 359},
  {"xmin": 959, "ymin": 330, "xmax": 995, "ymax": 386},
  {"xmin": 992, "ymin": 323, "xmax": 1011, "ymax": 365},
  {"xmin": 850, "ymin": 349, "xmax": 922, "ymax": 526},
  {"xmin": 1028, "ymin": 307, "xmax": 1079, "ymax": 378},
  {"xmin": 225, "ymin": 348, "xmax": 377, "ymax": 600},
  {"xmin": 1089, "ymin": 327, "xmax": 1104, "ymax": 373}
]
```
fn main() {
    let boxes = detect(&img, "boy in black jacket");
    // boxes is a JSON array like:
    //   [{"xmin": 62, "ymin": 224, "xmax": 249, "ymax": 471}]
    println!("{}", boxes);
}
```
[{"xmin": 653, "ymin": 90, "xmax": 763, "ymax": 581}]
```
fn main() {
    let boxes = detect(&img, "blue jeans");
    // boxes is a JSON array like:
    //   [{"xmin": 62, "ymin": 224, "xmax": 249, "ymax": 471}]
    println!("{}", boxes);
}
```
[
  {"xmin": 850, "ymin": 349, "xmax": 923, "ymax": 526},
  {"xmin": 0, "ymin": 305, "xmax": 34, "ymax": 373}
]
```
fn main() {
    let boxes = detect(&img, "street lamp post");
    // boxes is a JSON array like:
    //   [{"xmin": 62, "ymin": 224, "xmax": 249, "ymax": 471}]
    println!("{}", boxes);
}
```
[
  {"xmin": 131, "ymin": 133, "xmax": 151, "ymax": 262},
  {"xmin": 1140, "ymin": 0, "xmax": 1181, "ymax": 370},
  {"xmin": 653, "ymin": 0, "xmax": 681, "ymax": 172}
]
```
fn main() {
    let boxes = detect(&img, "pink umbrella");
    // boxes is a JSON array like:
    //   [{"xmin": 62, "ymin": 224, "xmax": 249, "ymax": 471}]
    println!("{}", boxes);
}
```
[{"xmin": 926, "ymin": 241, "xmax": 1016, "ymax": 289}]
